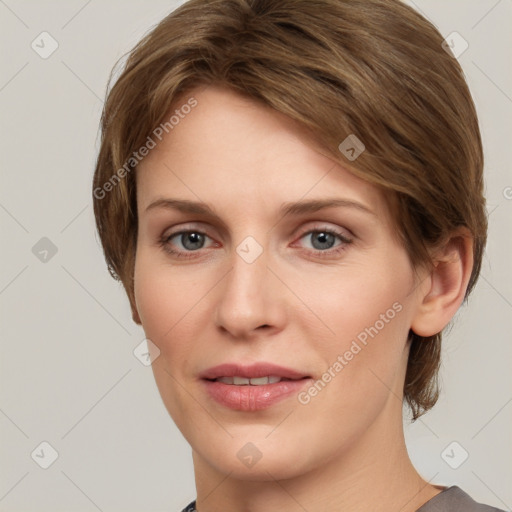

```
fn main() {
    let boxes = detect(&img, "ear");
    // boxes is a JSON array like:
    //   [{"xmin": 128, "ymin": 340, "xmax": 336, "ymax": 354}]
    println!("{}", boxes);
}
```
[{"xmin": 410, "ymin": 227, "xmax": 474, "ymax": 337}]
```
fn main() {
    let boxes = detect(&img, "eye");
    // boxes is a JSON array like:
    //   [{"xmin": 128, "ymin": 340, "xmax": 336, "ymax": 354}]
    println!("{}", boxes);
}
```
[
  {"xmin": 159, "ymin": 229, "xmax": 216, "ymax": 258},
  {"xmin": 158, "ymin": 226, "xmax": 353, "ymax": 259},
  {"xmin": 295, "ymin": 227, "xmax": 353, "ymax": 257}
]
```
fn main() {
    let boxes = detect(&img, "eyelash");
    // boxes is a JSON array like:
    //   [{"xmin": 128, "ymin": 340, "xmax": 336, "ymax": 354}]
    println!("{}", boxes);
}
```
[{"xmin": 158, "ymin": 226, "xmax": 353, "ymax": 260}]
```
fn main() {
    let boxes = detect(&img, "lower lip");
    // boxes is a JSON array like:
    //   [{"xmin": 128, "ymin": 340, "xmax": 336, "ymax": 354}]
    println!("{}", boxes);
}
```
[{"xmin": 202, "ymin": 378, "xmax": 311, "ymax": 411}]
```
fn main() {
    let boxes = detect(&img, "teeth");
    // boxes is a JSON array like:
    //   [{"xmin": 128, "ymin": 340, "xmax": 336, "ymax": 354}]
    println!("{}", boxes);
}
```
[
  {"xmin": 217, "ymin": 376, "xmax": 235, "ymax": 384},
  {"xmin": 215, "ymin": 375, "xmax": 284, "ymax": 385},
  {"xmin": 233, "ymin": 376, "xmax": 250, "ymax": 385},
  {"xmin": 249, "ymin": 376, "xmax": 270, "ymax": 385}
]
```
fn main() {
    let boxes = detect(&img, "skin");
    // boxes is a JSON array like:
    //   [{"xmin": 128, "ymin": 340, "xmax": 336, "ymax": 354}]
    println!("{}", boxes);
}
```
[{"xmin": 132, "ymin": 84, "xmax": 473, "ymax": 512}]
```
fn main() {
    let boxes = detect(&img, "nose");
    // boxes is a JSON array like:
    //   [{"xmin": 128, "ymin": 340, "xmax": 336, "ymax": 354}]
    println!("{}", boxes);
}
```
[{"xmin": 213, "ymin": 241, "xmax": 286, "ymax": 340}]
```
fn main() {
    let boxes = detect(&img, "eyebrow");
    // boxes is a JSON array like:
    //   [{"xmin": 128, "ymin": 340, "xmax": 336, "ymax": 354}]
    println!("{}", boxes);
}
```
[{"xmin": 145, "ymin": 197, "xmax": 376, "ymax": 218}]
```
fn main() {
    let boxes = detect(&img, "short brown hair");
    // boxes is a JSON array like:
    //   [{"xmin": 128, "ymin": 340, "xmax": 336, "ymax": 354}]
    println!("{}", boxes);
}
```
[{"xmin": 92, "ymin": 0, "xmax": 487, "ymax": 421}]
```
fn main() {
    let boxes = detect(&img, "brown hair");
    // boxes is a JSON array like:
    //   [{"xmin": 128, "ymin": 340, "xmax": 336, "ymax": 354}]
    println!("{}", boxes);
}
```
[{"xmin": 92, "ymin": 0, "xmax": 487, "ymax": 421}]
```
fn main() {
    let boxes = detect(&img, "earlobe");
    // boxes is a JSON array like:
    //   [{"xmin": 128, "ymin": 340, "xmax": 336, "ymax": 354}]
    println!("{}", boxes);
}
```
[{"xmin": 410, "ymin": 228, "xmax": 474, "ymax": 338}]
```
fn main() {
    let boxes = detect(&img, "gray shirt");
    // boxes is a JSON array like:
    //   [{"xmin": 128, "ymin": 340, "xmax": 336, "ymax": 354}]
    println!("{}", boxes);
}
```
[
  {"xmin": 416, "ymin": 486, "xmax": 507, "ymax": 512},
  {"xmin": 180, "ymin": 485, "xmax": 507, "ymax": 512}
]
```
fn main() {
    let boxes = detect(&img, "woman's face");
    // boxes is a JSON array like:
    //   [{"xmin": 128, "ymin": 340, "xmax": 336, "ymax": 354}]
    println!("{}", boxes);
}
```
[{"xmin": 134, "ymin": 84, "xmax": 427, "ymax": 480}]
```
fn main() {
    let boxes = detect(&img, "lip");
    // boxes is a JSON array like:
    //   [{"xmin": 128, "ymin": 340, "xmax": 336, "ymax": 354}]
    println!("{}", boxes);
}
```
[
  {"xmin": 199, "ymin": 362, "xmax": 309, "ymax": 380},
  {"xmin": 199, "ymin": 362, "xmax": 312, "ymax": 411}
]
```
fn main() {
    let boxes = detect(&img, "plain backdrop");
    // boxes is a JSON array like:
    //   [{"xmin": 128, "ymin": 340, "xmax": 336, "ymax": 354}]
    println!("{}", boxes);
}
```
[{"xmin": 1, "ymin": 1, "xmax": 511, "ymax": 511}]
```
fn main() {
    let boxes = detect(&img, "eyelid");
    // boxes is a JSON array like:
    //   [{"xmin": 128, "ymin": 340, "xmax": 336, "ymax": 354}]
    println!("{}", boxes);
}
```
[
  {"xmin": 294, "ymin": 222, "xmax": 354, "ymax": 241},
  {"xmin": 161, "ymin": 221, "xmax": 353, "ymax": 244},
  {"xmin": 160, "ymin": 221, "xmax": 218, "ymax": 240}
]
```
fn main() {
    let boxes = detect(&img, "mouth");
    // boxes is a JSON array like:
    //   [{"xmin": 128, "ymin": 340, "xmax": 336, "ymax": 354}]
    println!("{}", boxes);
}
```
[
  {"xmin": 199, "ymin": 362, "xmax": 312, "ymax": 411},
  {"xmin": 199, "ymin": 362, "xmax": 310, "ymax": 380},
  {"xmin": 209, "ymin": 375, "xmax": 302, "ymax": 385}
]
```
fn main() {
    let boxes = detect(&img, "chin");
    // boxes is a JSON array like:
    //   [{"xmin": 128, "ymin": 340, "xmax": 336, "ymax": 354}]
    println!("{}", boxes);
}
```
[
  {"xmin": 208, "ymin": 449, "xmax": 308, "ymax": 481},
  {"xmin": 193, "ymin": 431, "xmax": 317, "ymax": 481}
]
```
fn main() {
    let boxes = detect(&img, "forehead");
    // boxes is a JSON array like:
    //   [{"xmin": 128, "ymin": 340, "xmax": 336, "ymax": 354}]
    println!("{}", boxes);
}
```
[{"xmin": 135, "ymin": 85, "xmax": 391, "ymax": 225}]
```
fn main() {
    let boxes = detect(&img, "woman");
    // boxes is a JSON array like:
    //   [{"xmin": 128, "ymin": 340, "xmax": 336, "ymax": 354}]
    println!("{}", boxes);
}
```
[{"xmin": 92, "ymin": 1, "xmax": 505, "ymax": 511}]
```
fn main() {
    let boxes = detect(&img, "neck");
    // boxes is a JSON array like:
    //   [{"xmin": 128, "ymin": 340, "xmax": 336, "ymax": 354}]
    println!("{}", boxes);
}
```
[{"xmin": 192, "ymin": 399, "xmax": 442, "ymax": 512}]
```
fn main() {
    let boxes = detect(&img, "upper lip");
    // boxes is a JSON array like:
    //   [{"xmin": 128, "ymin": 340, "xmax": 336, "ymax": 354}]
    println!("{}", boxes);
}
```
[{"xmin": 199, "ymin": 362, "xmax": 309, "ymax": 380}]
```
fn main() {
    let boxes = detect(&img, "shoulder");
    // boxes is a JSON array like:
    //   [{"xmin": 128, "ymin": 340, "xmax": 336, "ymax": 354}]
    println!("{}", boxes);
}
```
[{"xmin": 416, "ymin": 486, "xmax": 507, "ymax": 512}]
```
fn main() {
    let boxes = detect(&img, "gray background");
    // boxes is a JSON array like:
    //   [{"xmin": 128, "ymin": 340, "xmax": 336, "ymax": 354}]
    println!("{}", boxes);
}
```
[{"xmin": 1, "ymin": 1, "xmax": 511, "ymax": 511}]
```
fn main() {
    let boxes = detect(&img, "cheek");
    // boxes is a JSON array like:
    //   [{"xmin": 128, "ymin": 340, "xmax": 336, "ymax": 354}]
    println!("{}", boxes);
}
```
[
  {"xmin": 133, "ymin": 253, "xmax": 207, "ymax": 430},
  {"xmin": 293, "ymin": 258, "xmax": 413, "ymax": 404},
  {"xmin": 133, "ymin": 252, "xmax": 197, "ymax": 363},
  {"xmin": 289, "ymin": 257, "xmax": 411, "ymax": 347}
]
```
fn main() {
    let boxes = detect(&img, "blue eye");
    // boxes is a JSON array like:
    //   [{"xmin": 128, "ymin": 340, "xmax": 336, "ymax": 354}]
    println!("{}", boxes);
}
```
[
  {"xmin": 159, "ymin": 227, "xmax": 353, "ymax": 259},
  {"xmin": 160, "ymin": 230, "xmax": 213, "ymax": 257},
  {"xmin": 296, "ymin": 228, "xmax": 353, "ymax": 258}
]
